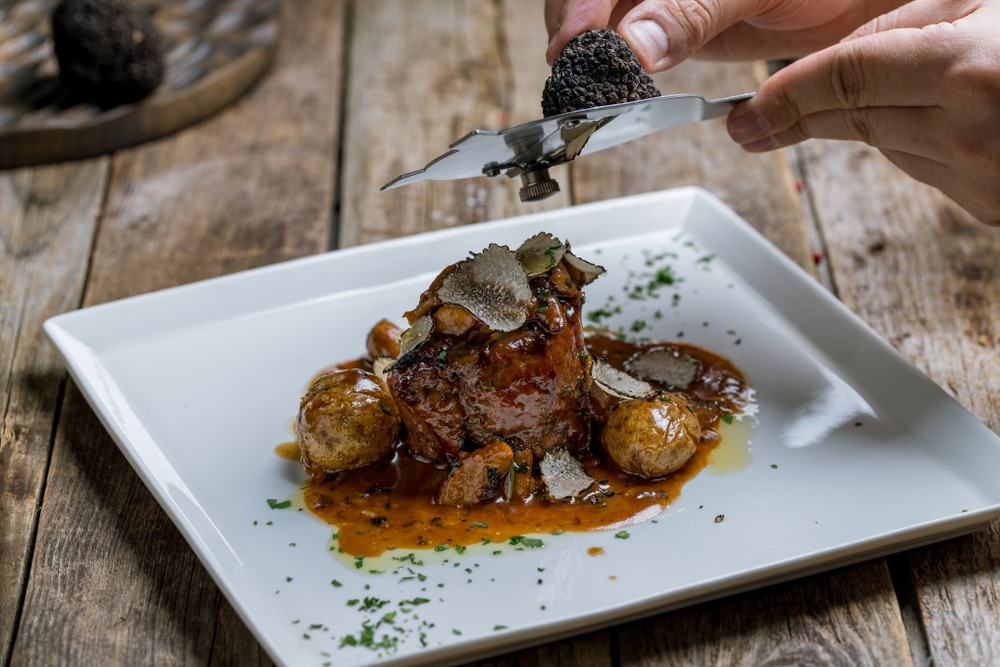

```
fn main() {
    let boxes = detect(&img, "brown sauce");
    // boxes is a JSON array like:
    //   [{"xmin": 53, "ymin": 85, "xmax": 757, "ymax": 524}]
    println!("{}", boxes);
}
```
[
  {"xmin": 301, "ymin": 334, "xmax": 749, "ymax": 557},
  {"xmin": 274, "ymin": 441, "xmax": 299, "ymax": 460}
]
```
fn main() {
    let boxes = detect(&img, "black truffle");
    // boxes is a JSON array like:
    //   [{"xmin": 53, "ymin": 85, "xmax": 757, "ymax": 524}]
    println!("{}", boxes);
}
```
[
  {"xmin": 542, "ymin": 29, "xmax": 660, "ymax": 117},
  {"xmin": 51, "ymin": 0, "xmax": 166, "ymax": 107}
]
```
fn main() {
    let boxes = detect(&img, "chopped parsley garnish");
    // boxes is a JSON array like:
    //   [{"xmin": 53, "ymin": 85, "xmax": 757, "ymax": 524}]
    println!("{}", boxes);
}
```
[
  {"xmin": 614, "ymin": 530, "xmax": 630, "ymax": 539},
  {"xmin": 267, "ymin": 498, "xmax": 292, "ymax": 510},
  {"xmin": 508, "ymin": 536, "xmax": 544, "ymax": 548}
]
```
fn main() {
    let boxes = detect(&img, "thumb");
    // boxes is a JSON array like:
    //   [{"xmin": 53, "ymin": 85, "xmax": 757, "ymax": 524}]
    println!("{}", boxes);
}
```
[{"xmin": 618, "ymin": 0, "xmax": 772, "ymax": 71}]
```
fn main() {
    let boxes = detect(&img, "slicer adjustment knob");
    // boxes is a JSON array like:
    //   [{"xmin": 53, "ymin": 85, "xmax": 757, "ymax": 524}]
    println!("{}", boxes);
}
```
[{"xmin": 519, "ymin": 169, "xmax": 560, "ymax": 202}]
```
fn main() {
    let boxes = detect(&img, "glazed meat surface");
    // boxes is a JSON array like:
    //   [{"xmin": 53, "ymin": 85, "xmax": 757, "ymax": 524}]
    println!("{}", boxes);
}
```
[{"xmin": 386, "ymin": 237, "xmax": 601, "ymax": 463}]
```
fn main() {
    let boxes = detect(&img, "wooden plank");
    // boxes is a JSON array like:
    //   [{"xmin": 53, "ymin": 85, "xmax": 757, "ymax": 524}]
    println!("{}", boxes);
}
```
[
  {"xmin": 340, "ymin": 0, "xmax": 569, "ymax": 249},
  {"xmin": 477, "ymin": 629, "xmax": 612, "ymax": 667},
  {"xmin": 799, "ymin": 139, "xmax": 1000, "ymax": 666},
  {"xmin": 0, "ymin": 159, "xmax": 107, "ymax": 664},
  {"xmin": 9, "ymin": 2, "xmax": 346, "ymax": 665},
  {"xmin": 618, "ymin": 561, "xmax": 912, "ymax": 666}
]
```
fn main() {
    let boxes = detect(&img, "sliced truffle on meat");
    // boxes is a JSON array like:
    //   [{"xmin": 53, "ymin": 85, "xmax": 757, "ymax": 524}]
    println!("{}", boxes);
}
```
[
  {"xmin": 542, "ymin": 29, "xmax": 661, "ymax": 117},
  {"xmin": 395, "ymin": 315, "xmax": 434, "ymax": 361},
  {"xmin": 517, "ymin": 233, "xmax": 567, "ymax": 276},
  {"xmin": 540, "ymin": 448, "xmax": 595, "ymax": 499},
  {"xmin": 625, "ymin": 348, "xmax": 702, "ymax": 389},
  {"xmin": 563, "ymin": 251, "xmax": 606, "ymax": 286},
  {"xmin": 386, "ymin": 234, "xmax": 598, "ymax": 463},
  {"xmin": 371, "ymin": 356, "xmax": 394, "ymax": 383},
  {"xmin": 436, "ymin": 244, "xmax": 533, "ymax": 332}
]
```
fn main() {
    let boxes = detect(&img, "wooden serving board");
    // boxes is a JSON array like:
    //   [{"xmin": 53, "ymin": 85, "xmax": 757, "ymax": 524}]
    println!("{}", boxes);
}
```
[{"xmin": 0, "ymin": 0, "xmax": 281, "ymax": 169}]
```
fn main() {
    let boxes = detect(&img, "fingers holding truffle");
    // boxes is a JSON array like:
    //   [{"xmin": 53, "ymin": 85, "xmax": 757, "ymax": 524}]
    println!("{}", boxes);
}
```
[
  {"xmin": 542, "ymin": 29, "xmax": 661, "ymax": 117},
  {"xmin": 601, "ymin": 393, "xmax": 701, "ymax": 479},
  {"xmin": 296, "ymin": 368, "xmax": 401, "ymax": 476}
]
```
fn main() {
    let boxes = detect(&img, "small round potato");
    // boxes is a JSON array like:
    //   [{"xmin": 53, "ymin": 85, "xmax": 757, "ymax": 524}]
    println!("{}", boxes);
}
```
[
  {"xmin": 296, "ymin": 368, "xmax": 400, "ymax": 474},
  {"xmin": 602, "ymin": 394, "xmax": 701, "ymax": 479}
]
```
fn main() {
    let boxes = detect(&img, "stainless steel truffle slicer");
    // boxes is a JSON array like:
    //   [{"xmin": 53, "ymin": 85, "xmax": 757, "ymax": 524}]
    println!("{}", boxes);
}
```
[{"xmin": 381, "ymin": 92, "xmax": 754, "ymax": 202}]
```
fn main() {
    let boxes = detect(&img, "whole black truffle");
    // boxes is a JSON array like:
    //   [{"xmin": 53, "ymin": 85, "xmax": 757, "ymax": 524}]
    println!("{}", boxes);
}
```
[
  {"xmin": 542, "ymin": 29, "xmax": 661, "ymax": 117},
  {"xmin": 51, "ymin": 0, "xmax": 166, "ymax": 107}
]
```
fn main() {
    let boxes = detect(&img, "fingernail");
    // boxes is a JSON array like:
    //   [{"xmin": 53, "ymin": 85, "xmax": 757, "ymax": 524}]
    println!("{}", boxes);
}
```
[
  {"xmin": 728, "ymin": 106, "xmax": 770, "ymax": 144},
  {"xmin": 624, "ymin": 21, "xmax": 669, "ymax": 67}
]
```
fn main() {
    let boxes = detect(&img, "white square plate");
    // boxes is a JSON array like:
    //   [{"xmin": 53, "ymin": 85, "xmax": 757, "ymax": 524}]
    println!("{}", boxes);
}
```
[{"xmin": 45, "ymin": 188, "xmax": 1000, "ymax": 667}]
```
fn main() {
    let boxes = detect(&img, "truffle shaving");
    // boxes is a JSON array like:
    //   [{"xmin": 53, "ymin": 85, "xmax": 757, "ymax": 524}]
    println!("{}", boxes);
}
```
[
  {"xmin": 625, "ymin": 348, "xmax": 702, "ymax": 389},
  {"xmin": 540, "ymin": 448, "xmax": 595, "ymax": 499},
  {"xmin": 563, "ymin": 250, "xmax": 606, "ymax": 285},
  {"xmin": 516, "ymin": 233, "xmax": 567, "ymax": 276},
  {"xmin": 396, "ymin": 315, "xmax": 434, "ymax": 361},
  {"xmin": 591, "ymin": 358, "xmax": 656, "ymax": 399},
  {"xmin": 371, "ymin": 356, "xmax": 394, "ymax": 383},
  {"xmin": 436, "ymin": 244, "xmax": 533, "ymax": 332}
]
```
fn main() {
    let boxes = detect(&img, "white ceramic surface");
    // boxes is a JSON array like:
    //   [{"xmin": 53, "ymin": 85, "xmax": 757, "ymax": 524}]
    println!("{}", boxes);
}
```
[{"xmin": 45, "ymin": 188, "xmax": 1000, "ymax": 667}]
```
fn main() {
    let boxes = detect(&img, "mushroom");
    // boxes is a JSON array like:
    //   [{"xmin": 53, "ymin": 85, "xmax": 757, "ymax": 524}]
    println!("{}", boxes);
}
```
[{"xmin": 436, "ymin": 440, "xmax": 514, "ymax": 507}]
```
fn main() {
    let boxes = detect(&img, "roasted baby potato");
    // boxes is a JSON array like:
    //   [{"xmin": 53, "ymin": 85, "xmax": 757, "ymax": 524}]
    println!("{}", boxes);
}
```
[
  {"xmin": 296, "ymin": 368, "xmax": 400, "ymax": 475},
  {"xmin": 602, "ymin": 394, "xmax": 701, "ymax": 479}
]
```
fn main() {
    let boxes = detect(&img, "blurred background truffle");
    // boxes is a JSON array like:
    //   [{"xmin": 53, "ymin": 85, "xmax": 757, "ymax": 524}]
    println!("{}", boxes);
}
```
[
  {"xmin": 542, "ymin": 29, "xmax": 660, "ymax": 117},
  {"xmin": 50, "ymin": 0, "xmax": 166, "ymax": 107}
]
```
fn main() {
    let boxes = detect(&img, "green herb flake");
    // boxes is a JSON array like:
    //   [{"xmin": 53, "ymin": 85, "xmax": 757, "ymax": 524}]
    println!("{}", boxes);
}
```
[
  {"xmin": 614, "ymin": 530, "xmax": 630, "ymax": 539},
  {"xmin": 400, "ymin": 597, "xmax": 431, "ymax": 606},
  {"xmin": 267, "ymin": 498, "xmax": 292, "ymax": 510},
  {"xmin": 509, "ymin": 536, "xmax": 544, "ymax": 548}
]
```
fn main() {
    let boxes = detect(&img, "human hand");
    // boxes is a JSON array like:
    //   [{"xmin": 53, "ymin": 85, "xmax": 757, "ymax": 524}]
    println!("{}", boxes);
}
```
[
  {"xmin": 544, "ymin": 0, "xmax": 904, "ymax": 70},
  {"xmin": 728, "ymin": 1, "xmax": 1000, "ymax": 225}
]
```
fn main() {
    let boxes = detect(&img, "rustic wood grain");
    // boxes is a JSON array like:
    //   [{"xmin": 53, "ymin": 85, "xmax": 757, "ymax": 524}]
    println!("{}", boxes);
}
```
[
  {"xmin": 0, "ymin": 0, "xmax": 282, "ymax": 169},
  {"xmin": 478, "ymin": 629, "xmax": 612, "ymax": 667},
  {"xmin": 618, "ymin": 561, "xmax": 913, "ymax": 666},
  {"xmin": 798, "ymin": 138, "xmax": 1000, "ymax": 667},
  {"xmin": 340, "ymin": 0, "xmax": 569, "ymax": 250},
  {"xmin": 9, "ymin": 1, "xmax": 345, "ymax": 665},
  {"xmin": 0, "ymin": 159, "xmax": 107, "ymax": 665}
]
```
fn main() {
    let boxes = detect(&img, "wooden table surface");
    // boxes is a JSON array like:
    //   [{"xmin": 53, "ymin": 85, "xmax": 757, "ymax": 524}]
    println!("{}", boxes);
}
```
[{"xmin": 3, "ymin": 2, "xmax": 999, "ymax": 665}]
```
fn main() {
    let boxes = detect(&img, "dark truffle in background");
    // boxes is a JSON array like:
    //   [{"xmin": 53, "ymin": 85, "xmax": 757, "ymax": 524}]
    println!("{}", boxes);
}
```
[
  {"xmin": 51, "ymin": 0, "xmax": 166, "ymax": 107},
  {"xmin": 542, "ymin": 29, "xmax": 660, "ymax": 117}
]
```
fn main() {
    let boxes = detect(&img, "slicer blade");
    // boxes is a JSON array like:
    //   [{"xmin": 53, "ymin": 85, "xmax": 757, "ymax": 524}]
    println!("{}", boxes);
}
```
[{"xmin": 381, "ymin": 92, "xmax": 754, "ymax": 198}]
